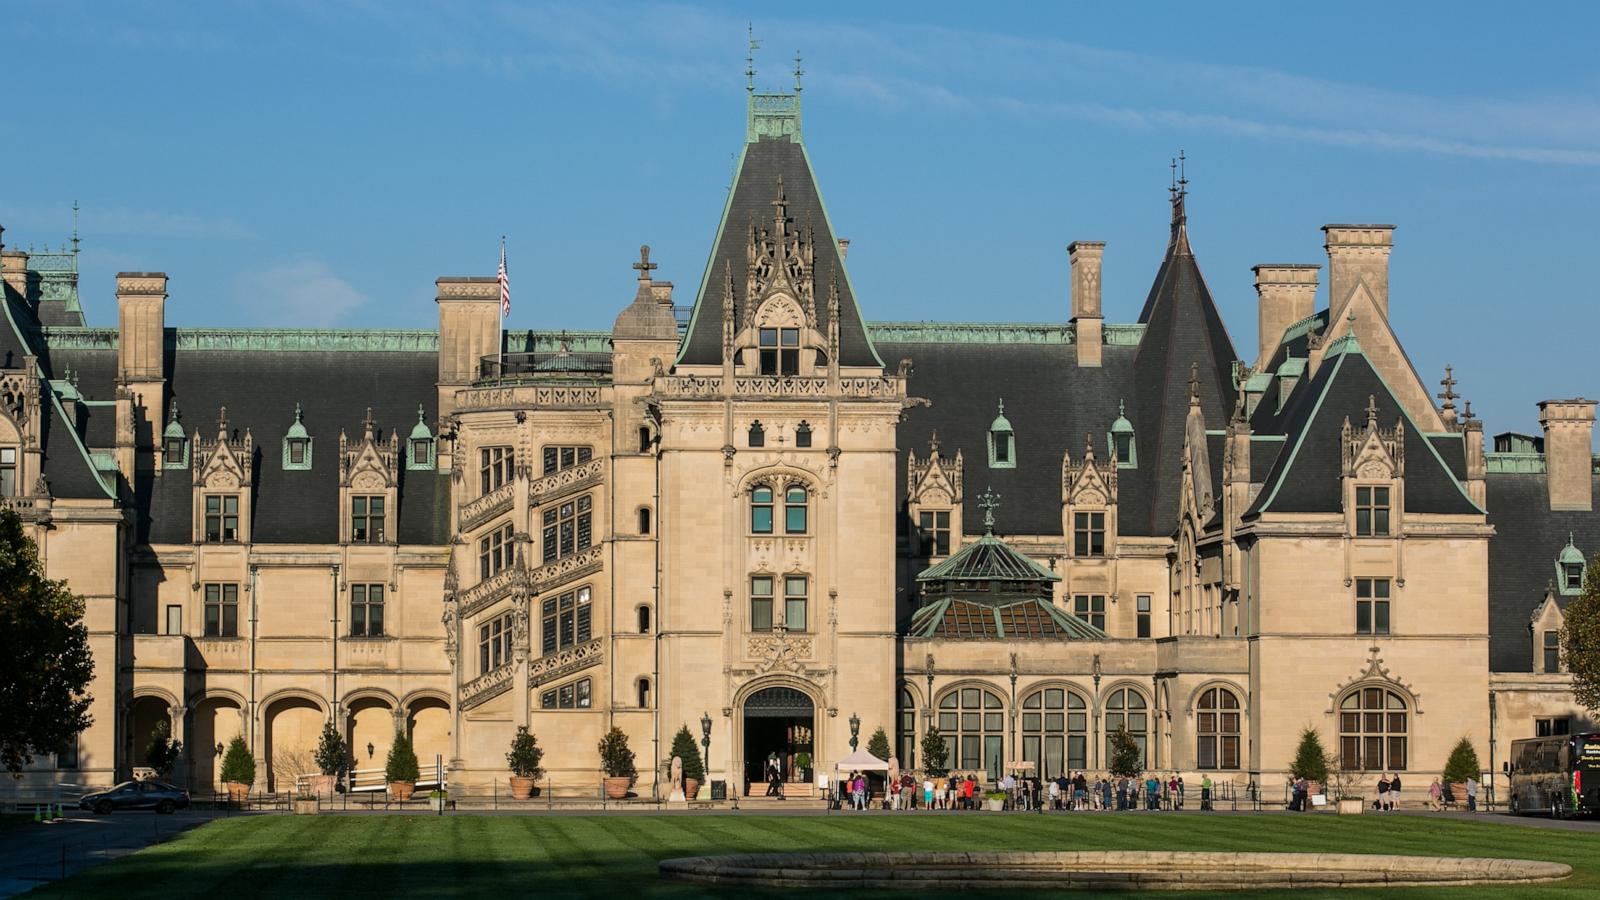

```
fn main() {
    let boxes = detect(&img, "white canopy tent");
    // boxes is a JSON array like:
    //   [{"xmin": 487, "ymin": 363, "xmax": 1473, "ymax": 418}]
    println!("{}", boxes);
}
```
[{"xmin": 833, "ymin": 749, "xmax": 890, "ymax": 772}]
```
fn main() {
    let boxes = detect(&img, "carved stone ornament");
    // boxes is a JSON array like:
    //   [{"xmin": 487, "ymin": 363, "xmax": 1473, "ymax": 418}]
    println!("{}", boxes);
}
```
[
  {"xmin": 1325, "ymin": 645, "xmax": 1422, "ymax": 715},
  {"xmin": 748, "ymin": 634, "xmax": 813, "ymax": 675}
]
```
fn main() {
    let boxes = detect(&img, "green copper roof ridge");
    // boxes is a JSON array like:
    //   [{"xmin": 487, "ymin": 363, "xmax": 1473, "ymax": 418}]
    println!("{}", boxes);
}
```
[{"xmin": 676, "ymin": 141, "xmax": 750, "ymax": 367}]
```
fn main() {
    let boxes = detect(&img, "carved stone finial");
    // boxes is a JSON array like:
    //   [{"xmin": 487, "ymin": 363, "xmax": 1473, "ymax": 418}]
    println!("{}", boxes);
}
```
[
  {"xmin": 977, "ymin": 486, "xmax": 1001, "ymax": 535},
  {"xmin": 1188, "ymin": 363, "xmax": 1200, "ymax": 404},
  {"xmin": 1366, "ymin": 394, "xmax": 1379, "ymax": 429},
  {"xmin": 362, "ymin": 407, "xmax": 376, "ymax": 439},
  {"xmin": 216, "ymin": 406, "xmax": 228, "ymax": 438},
  {"xmin": 928, "ymin": 429, "xmax": 940, "ymax": 456},
  {"xmin": 168, "ymin": 397, "xmax": 180, "ymax": 424}
]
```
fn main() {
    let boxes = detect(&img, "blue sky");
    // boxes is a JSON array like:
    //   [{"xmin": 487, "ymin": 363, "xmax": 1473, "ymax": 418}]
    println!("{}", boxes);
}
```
[{"xmin": 4, "ymin": 1, "xmax": 1598, "ymax": 437}]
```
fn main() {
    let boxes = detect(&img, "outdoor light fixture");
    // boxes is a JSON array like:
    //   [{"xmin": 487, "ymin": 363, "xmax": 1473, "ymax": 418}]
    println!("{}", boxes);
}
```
[
  {"xmin": 700, "ymin": 711, "xmax": 712, "ymax": 773},
  {"xmin": 849, "ymin": 711, "xmax": 860, "ymax": 751},
  {"xmin": 215, "ymin": 742, "xmax": 224, "ymax": 757},
  {"xmin": 367, "ymin": 742, "xmax": 375, "ymax": 759}
]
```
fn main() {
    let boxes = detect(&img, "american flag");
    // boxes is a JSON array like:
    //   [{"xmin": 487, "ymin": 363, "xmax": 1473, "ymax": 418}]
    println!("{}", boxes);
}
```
[{"xmin": 497, "ymin": 237, "xmax": 510, "ymax": 317}]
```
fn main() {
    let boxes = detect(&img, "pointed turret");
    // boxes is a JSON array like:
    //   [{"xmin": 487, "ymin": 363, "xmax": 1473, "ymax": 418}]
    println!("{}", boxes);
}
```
[{"xmin": 1128, "ymin": 159, "xmax": 1240, "ymax": 536}]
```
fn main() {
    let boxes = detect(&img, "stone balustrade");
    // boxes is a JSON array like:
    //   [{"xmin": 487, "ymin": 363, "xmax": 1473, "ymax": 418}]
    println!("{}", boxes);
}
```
[
  {"xmin": 529, "ymin": 637, "xmax": 603, "ymax": 685},
  {"xmin": 459, "ymin": 482, "xmax": 515, "ymax": 533},
  {"xmin": 458, "ymin": 566, "xmax": 520, "ymax": 619},
  {"xmin": 529, "ymin": 458, "xmax": 603, "ymax": 506},
  {"xmin": 460, "ymin": 663, "xmax": 515, "ymax": 710}
]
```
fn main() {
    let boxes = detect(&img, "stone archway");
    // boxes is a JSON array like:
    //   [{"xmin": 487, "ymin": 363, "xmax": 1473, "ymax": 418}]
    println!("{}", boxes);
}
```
[
  {"xmin": 406, "ymin": 696, "xmax": 451, "ymax": 782},
  {"xmin": 190, "ymin": 695, "xmax": 246, "ymax": 793},
  {"xmin": 741, "ymin": 685, "xmax": 816, "ymax": 796},
  {"xmin": 263, "ymin": 695, "xmax": 325, "ymax": 792}
]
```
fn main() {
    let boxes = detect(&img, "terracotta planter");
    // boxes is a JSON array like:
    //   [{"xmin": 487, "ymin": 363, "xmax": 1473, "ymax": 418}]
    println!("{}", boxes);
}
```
[
  {"xmin": 308, "ymin": 774, "xmax": 336, "ymax": 795},
  {"xmin": 985, "ymin": 798, "xmax": 1005, "ymax": 811},
  {"xmin": 1337, "ymin": 798, "xmax": 1364, "ymax": 815},
  {"xmin": 293, "ymin": 798, "xmax": 320, "ymax": 815},
  {"xmin": 389, "ymin": 780, "xmax": 416, "ymax": 801},
  {"xmin": 509, "ymin": 776, "xmax": 537, "ymax": 800},
  {"xmin": 603, "ymin": 776, "xmax": 632, "ymax": 800},
  {"xmin": 1449, "ymin": 782, "xmax": 1469, "ymax": 803},
  {"xmin": 684, "ymin": 778, "xmax": 700, "ymax": 800},
  {"xmin": 222, "ymin": 781, "xmax": 250, "ymax": 802},
  {"xmin": 1305, "ymin": 780, "xmax": 1323, "ymax": 798}
]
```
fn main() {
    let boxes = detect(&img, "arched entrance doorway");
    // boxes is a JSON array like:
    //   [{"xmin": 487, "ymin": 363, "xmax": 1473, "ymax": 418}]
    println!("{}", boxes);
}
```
[{"xmin": 742, "ymin": 686, "xmax": 814, "ymax": 796}]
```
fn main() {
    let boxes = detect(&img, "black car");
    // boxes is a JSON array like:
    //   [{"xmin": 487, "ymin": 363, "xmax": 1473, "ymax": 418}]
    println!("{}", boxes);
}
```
[{"xmin": 79, "ymin": 780, "xmax": 190, "ymax": 814}]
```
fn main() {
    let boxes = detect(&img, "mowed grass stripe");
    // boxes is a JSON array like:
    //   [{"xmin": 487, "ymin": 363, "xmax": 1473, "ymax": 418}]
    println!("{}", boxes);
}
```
[{"xmin": 29, "ymin": 813, "xmax": 1600, "ymax": 899}]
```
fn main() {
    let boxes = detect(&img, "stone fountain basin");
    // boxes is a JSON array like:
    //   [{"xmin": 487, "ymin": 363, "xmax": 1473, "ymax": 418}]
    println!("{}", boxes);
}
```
[{"xmin": 659, "ymin": 850, "xmax": 1571, "ymax": 891}]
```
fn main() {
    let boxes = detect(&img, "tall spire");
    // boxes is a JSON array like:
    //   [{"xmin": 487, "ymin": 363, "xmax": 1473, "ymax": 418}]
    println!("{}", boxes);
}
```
[
  {"xmin": 1168, "ymin": 150, "xmax": 1191, "ymax": 256},
  {"xmin": 745, "ymin": 24, "xmax": 759, "ymax": 92}
]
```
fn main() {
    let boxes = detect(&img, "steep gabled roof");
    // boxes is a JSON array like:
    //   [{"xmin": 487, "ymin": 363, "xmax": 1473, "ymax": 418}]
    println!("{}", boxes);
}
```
[
  {"xmin": 1246, "ymin": 334, "xmax": 1479, "ymax": 518},
  {"xmin": 1128, "ymin": 185, "xmax": 1240, "ymax": 536},
  {"xmin": 677, "ymin": 93, "xmax": 880, "ymax": 368}
]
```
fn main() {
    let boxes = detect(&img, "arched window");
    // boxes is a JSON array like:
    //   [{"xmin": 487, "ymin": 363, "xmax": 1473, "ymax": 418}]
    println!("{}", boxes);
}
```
[
  {"xmin": 637, "ymin": 605, "xmax": 651, "ymax": 634},
  {"xmin": 937, "ymin": 686, "xmax": 1005, "ymax": 780},
  {"xmin": 1196, "ymin": 687, "xmax": 1241, "ymax": 770},
  {"xmin": 751, "ymin": 486, "xmax": 774, "ymax": 534},
  {"xmin": 1021, "ymin": 687, "xmax": 1089, "ymax": 778},
  {"xmin": 748, "ymin": 420, "xmax": 765, "ymax": 448},
  {"xmin": 1104, "ymin": 687, "xmax": 1149, "ymax": 767},
  {"xmin": 637, "ymin": 678, "xmax": 652, "ymax": 709},
  {"xmin": 638, "ymin": 506, "xmax": 651, "ymax": 535},
  {"xmin": 897, "ymin": 686, "xmax": 917, "ymax": 769},
  {"xmin": 784, "ymin": 486, "xmax": 808, "ymax": 534},
  {"xmin": 1338, "ymin": 687, "xmax": 1408, "ymax": 771}
]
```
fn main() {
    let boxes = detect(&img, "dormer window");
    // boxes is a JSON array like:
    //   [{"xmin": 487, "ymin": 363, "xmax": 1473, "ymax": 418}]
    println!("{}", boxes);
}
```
[
  {"xmin": 749, "ymin": 421, "xmax": 766, "ymax": 448},
  {"xmin": 1108, "ymin": 400, "xmax": 1137, "ymax": 469},
  {"xmin": 282, "ymin": 403, "xmax": 313, "ymax": 471},
  {"xmin": 406, "ymin": 405, "xmax": 434, "ymax": 471},
  {"xmin": 987, "ymin": 399, "xmax": 1015, "ymax": 469},
  {"xmin": 162, "ymin": 399, "xmax": 189, "ymax": 470},
  {"xmin": 1355, "ymin": 486, "xmax": 1390, "ymax": 537},
  {"xmin": 165, "ymin": 436, "xmax": 186, "ymax": 465},
  {"xmin": 1557, "ymin": 535, "xmax": 1585, "ymax": 595},
  {"xmin": 759, "ymin": 327, "xmax": 800, "ymax": 376}
]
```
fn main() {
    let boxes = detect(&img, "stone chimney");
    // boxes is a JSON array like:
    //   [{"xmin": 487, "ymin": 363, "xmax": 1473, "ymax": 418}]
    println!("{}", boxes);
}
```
[
  {"xmin": 1068, "ymin": 241, "xmax": 1105, "ymax": 368},
  {"xmin": 116, "ymin": 272, "xmax": 168, "ymax": 447},
  {"xmin": 837, "ymin": 238, "xmax": 850, "ymax": 260},
  {"xmin": 1252, "ymin": 264, "xmax": 1318, "ymax": 369},
  {"xmin": 1538, "ymin": 399, "xmax": 1597, "ymax": 511},
  {"xmin": 435, "ymin": 276, "xmax": 502, "ymax": 399},
  {"xmin": 1, "ymin": 248, "xmax": 28, "ymax": 302},
  {"xmin": 1323, "ymin": 225, "xmax": 1394, "ymax": 320}
]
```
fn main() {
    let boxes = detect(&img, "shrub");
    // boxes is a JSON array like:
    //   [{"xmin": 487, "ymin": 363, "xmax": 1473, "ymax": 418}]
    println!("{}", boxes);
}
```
[
  {"xmin": 668, "ymin": 725, "xmax": 704, "ymax": 782},
  {"xmin": 314, "ymin": 720, "xmax": 346, "ymax": 776},
  {"xmin": 1108, "ymin": 726, "xmax": 1143, "ymax": 778},
  {"xmin": 1442, "ymin": 737, "xmax": 1482, "ymax": 785},
  {"xmin": 506, "ymin": 726, "xmax": 545, "ymax": 780},
  {"xmin": 385, "ymin": 729, "xmax": 420, "ymax": 783},
  {"xmin": 219, "ymin": 735, "xmax": 255, "ymax": 786},
  {"xmin": 1289, "ymin": 727, "xmax": 1330, "ymax": 783},
  {"xmin": 867, "ymin": 727, "xmax": 893, "ymax": 762},
  {"xmin": 145, "ymin": 720, "xmax": 183, "ymax": 779},
  {"xmin": 598, "ymin": 726, "xmax": 637, "ymax": 781},
  {"xmin": 794, "ymin": 751, "xmax": 812, "ymax": 771},
  {"xmin": 920, "ymin": 726, "xmax": 949, "ymax": 776}
]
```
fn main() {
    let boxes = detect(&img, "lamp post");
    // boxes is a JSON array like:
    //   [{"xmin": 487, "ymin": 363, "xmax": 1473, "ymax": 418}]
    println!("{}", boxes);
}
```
[
  {"xmin": 849, "ymin": 712, "xmax": 860, "ymax": 752},
  {"xmin": 215, "ymin": 742, "xmax": 224, "ymax": 795},
  {"xmin": 699, "ymin": 711, "xmax": 712, "ymax": 787}
]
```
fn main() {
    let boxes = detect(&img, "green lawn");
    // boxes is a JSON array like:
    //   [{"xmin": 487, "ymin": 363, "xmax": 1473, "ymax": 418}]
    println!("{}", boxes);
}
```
[{"xmin": 30, "ymin": 812, "xmax": 1598, "ymax": 899}]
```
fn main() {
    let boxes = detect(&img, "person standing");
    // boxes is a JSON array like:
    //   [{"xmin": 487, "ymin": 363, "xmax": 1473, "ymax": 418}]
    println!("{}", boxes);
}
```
[
  {"xmin": 1376, "ymin": 773, "xmax": 1391, "ymax": 811},
  {"xmin": 1388, "ymin": 774, "xmax": 1402, "ymax": 811},
  {"xmin": 1176, "ymin": 775, "xmax": 1186, "ymax": 810},
  {"xmin": 1200, "ymin": 774, "xmax": 1213, "ymax": 811},
  {"xmin": 1100, "ymin": 777, "xmax": 1112, "ymax": 812},
  {"xmin": 1428, "ymin": 777, "xmax": 1443, "ymax": 811},
  {"xmin": 1144, "ymin": 773, "xmax": 1161, "ymax": 811},
  {"xmin": 1465, "ymin": 776, "xmax": 1478, "ymax": 812},
  {"xmin": 924, "ymin": 774, "xmax": 935, "ymax": 811}
]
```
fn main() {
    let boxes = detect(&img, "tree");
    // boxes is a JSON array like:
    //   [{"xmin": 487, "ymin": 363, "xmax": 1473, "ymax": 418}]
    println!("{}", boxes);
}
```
[
  {"xmin": 314, "ymin": 720, "xmax": 347, "ymax": 776},
  {"xmin": 867, "ymin": 726, "xmax": 893, "ymax": 762},
  {"xmin": 145, "ymin": 719, "xmax": 183, "ymax": 778},
  {"xmin": 920, "ymin": 726, "xmax": 949, "ymax": 776},
  {"xmin": 669, "ymin": 725, "xmax": 704, "ymax": 782},
  {"xmin": 598, "ymin": 726, "xmax": 637, "ymax": 782},
  {"xmin": 1442, "ymin": 737, "xmax": 1481, "ymax": 786},
  {"xmin": 1561, "ymin": 557, "xmax": 1600, "ymax": 711},
  {"xmin": 385, "ymin": 729, "xmax": 420, "ymax": 784},
  {"xmin": 0, "ymin": 507, "xmax": 94, "ymax": 773},
  {"xmin": 219, "ymin": 735, "xmax": 256, "ymax": 787},
  {"xmin": 506, "ymin": 726, "xmax": 545, "ymax": 780},
  {"xmin": 1289, "ymin": 727, "xmax": 1330, "ymax": 784},
  {"xmin": 1108, "ymin": 725, "xmax": 1143, "ymax": 778}
]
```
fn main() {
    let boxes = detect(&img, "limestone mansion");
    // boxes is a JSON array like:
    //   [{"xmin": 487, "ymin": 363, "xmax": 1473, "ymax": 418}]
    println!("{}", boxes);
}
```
[{"xmin": 1, "ymin": 86, "xmax": 1592, "ymax": 797}]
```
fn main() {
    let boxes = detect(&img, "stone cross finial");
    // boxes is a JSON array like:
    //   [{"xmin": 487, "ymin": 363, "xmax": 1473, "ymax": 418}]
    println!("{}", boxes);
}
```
[
  {"xmin": 928, "ymin": 429, "xmax": 940, "ymax": 456},
  {"xmin": 771, "ymin": 175, "xmax": 788, "ymax": 219},
  {"xmin": 1438, "ymin": 364, "xmax": 1458, "ymax": 407},
  {"xmin": 632, "ymin": 245, "xmax": 656, "ymax": 282},
  {"xmin": 362, "ymin": 407, "xmax": 376, "ymax": 439},
  {"xmin": 1462, "ymin": 399, "xmax": 1476, "ymax": 423},
  {"xmin": 217, "ymin": 406, "xmax": 228, "ymax": 436},
  {"xmin": 977, "ymin": 486, "xmax": 1001, "ymax": 534},
  {"xmin": 1366, "ymin": 394, "xmax": 1379, "ymax": 428}
]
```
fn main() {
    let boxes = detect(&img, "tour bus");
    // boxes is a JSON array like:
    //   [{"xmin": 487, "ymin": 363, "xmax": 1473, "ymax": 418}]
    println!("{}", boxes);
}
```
[{"xmin": 1506, "ymin": 732, "xmax": 1600, "ymax": 818}]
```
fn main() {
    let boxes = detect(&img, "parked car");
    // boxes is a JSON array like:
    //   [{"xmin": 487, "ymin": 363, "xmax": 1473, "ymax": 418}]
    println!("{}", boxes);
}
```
[{"xmin": 79, "ymin": 781, "xmax": 190, "ymax": 814}]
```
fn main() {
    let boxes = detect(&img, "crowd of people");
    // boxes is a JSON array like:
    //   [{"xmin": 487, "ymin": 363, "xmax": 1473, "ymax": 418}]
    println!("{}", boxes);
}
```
[{"xmin": 831, "ymin": 770, "xmax": 1222, "ymax": 812}]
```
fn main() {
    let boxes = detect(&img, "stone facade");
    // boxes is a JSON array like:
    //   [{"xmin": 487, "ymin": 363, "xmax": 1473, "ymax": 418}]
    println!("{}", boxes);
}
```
[{"xmin": 0, "ymin": 89, "xmax": 1592, "ymax": 802}]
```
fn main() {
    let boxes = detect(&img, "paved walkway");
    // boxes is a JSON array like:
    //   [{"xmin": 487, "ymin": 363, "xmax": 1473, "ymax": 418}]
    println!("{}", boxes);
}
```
[{"xmin": 0, "ymin": 809, "xmax": 231, "ymax": 897}]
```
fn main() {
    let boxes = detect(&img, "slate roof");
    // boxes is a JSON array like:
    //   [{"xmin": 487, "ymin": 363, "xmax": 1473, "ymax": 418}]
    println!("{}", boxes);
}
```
[
  {"xmin": 1485, "ymin": 473, "xmax": 1600, "ymax": 671},
  {"xmin": 677, "ymin": 136, "xmax": 880, "ymax": 368},
  {"xmin": 1245, "ymin": 337, "xmax": 1479, "ymax": 518}
]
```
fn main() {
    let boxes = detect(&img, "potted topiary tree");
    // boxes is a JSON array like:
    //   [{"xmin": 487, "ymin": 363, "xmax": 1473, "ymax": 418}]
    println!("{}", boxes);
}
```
[
  {"xmin": 506, "ymin": 726, "xmax": 544, "ymax": 800},
  {"xmin": 921, "ymin": 726, "xmax": 949, "ymax": 777},
  {"xmin": 598, "ymin": 726, "xmax": 637, "ymax": 800},
  {"xmin": 1108, "ymin": 726, "xmax": 1143, "ymax": 780},
  {"xmin": 669, "ymin": 725, "xmax": 705, "ymax": 799},
  {"xmin": 311, "ymin": 720, "xmax": 346, "ymax": 795},
  {"xmin": 385, "ymin": 729, "xmax": 420, "ymax": 801},
  {"xmin": 794, "ymin": 751, "xmax": 813, "ymax": 784},
  {"xmin": 1442, "ymin": 737, "xmax": 1481, "ymax": 805},
  {"xmin": 219, "ymin": 735, "xmax": 255, "ymax": 801},
  {"xmin": 1290, "ymin": 727, "xmax": 1331, "ymax": 802}
]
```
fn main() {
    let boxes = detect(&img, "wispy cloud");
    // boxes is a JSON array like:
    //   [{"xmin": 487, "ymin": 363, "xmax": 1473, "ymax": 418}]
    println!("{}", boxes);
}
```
[
  {"xmin": 232, "ymin": 260, "xmax": 368, "ymax": 327},
  {"xmin": 360, "ymin": 2, "xmax": 1600, "ymax": 166}
]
